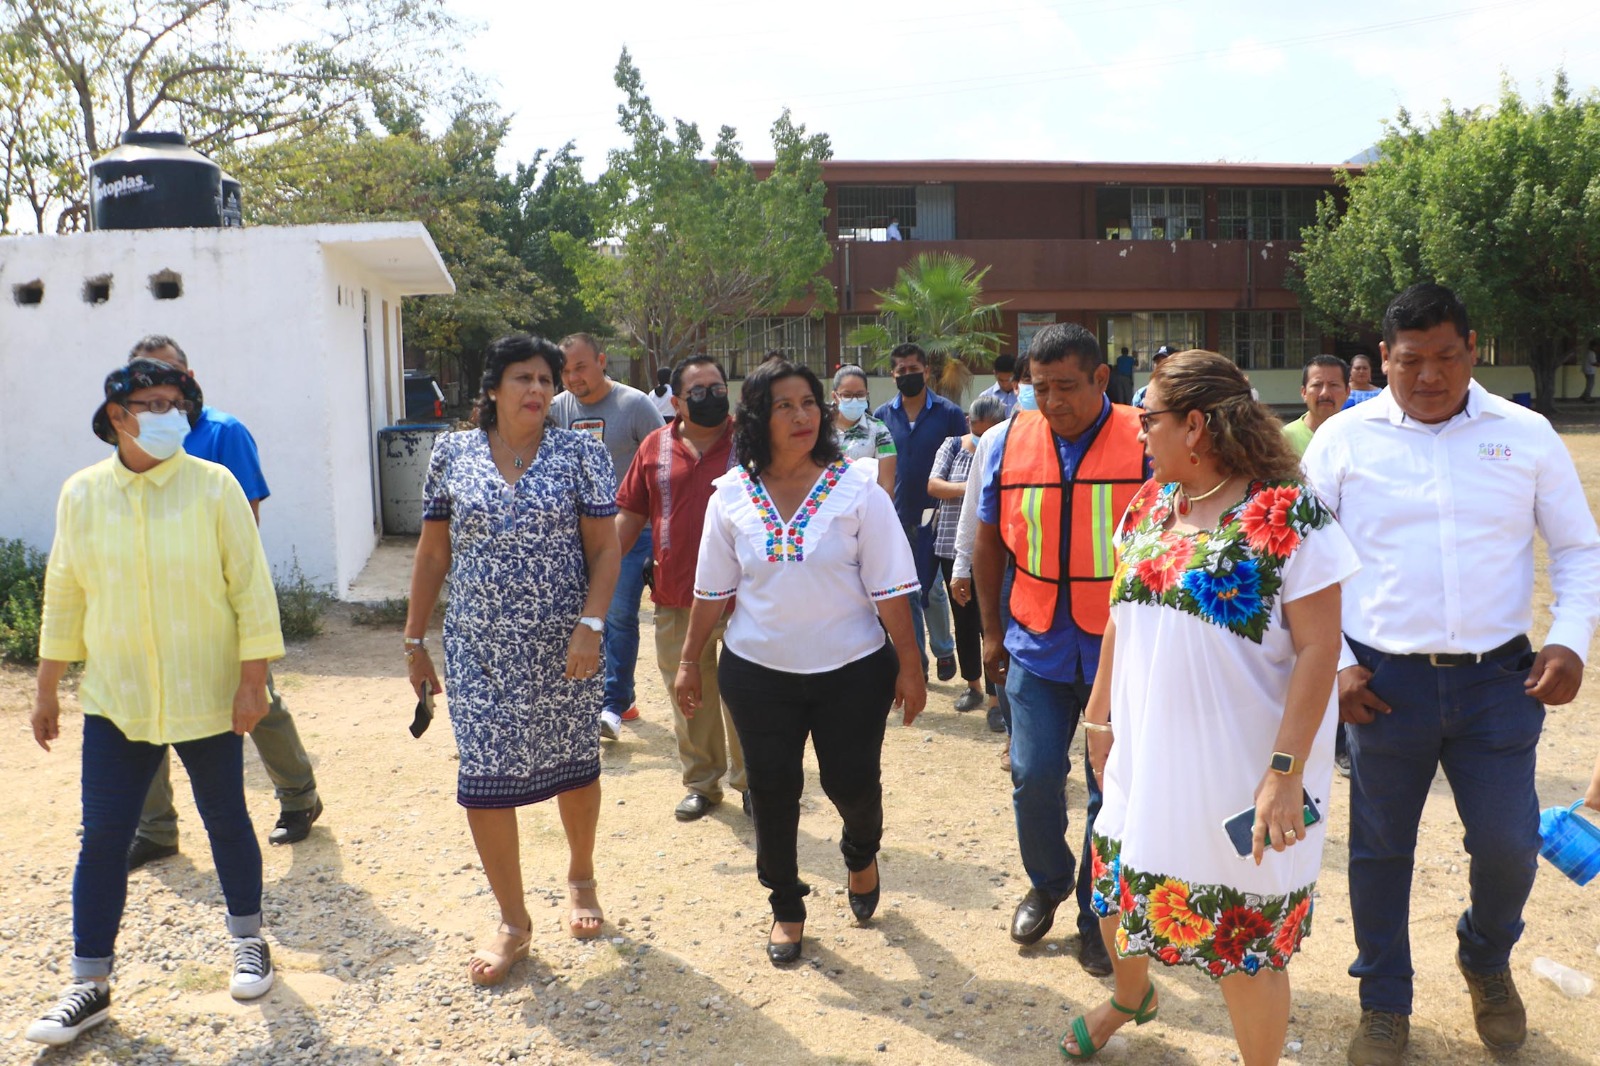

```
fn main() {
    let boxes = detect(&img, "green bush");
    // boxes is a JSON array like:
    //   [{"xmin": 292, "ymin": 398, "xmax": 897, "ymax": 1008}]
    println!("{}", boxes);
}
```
[
  {"xmin": 275, "ymin": 556, "xmax": 334, "ymax": 642},
  {"xmin": 352, "ymin": 597, "xmax": 412, "ymax": 628},
  {"xmin": 0, "ymin": 539, "xmax": 47, "ymax": 665}
]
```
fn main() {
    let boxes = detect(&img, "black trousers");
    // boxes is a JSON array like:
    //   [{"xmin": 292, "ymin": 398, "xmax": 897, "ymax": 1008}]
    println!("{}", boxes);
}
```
[
  {"xmin": 937, "ymin": 555, "xmax": 983, "ymax": 683},
  {"xmin": 719, "ymin": 642, "xmax": 898, "ymax": 923}
]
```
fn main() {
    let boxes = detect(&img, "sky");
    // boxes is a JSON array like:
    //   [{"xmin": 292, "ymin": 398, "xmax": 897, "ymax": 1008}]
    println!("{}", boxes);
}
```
[{"xmin": 447, "ymin": 0, "xmax": 1599, "ymax": 176}]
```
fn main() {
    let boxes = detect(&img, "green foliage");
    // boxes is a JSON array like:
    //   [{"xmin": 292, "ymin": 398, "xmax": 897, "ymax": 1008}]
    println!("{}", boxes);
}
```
[
  {"xmin": 0, "ymin": 0, "xmax": 464, "ymax": 233},
  {"xmin": 351, "ymin": 597, "xmax": 412, "ymax": 628},
  {"xmin": 275, "ymin": 557, "xmax": 333, "ymax": 643},
  {"xmin": 0, "ymin": 538, "xmax": 47, "ymax": 664},
  {"xmin": 563, "ymin": 49, "xmax": 836, "ymax": 383},
  {"xmin": 844, "ymin": 252, "xmax": 1007, "ymax": 401},
  {"xmin": 1291, "ymin": 71, "xmax": 1600, "ymax": 411}
]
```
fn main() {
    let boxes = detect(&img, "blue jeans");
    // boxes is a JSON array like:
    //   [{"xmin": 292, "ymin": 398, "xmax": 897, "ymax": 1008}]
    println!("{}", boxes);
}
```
[
  {"xmin": 1346, "ymin": 639, "xmax": 1544, "ymax": 1015},
  {"xmin": 73, "ymin": 715, "xmax": 262, "ymax": 979},
  {"xmin": 604, "ymin": 525, "xmax": 652, "ymax": 715},
  {"xmin": 1006, "ymin": 661, "xmax": 1102, "ymax": 936},
  {"xmin": 925, "ymin": 570, "xmax": 955, "ymax": 660},
  {"xmin": 903, "ymin": 522, "xmax": 953, "ymax": 671}
]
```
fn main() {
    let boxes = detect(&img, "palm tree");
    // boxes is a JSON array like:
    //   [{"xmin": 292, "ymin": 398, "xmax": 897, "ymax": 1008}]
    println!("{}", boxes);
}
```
[{"xmin": 844, "ymin": 252, "xmax": 1008, "ymax": 403}]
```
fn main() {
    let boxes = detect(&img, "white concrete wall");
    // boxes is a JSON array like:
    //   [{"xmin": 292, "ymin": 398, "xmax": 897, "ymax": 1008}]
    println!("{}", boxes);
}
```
[{"xmin": 0, "ymin": 225, "xmax": 436, "ymax": 597}]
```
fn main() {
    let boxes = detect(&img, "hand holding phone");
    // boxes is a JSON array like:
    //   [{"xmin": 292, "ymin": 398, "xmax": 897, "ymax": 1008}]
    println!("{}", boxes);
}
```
[
  {"xmin": 410, "ymin": 680, "xmax": 434, "ymax": 739},
  {"xmin": 1223, "ymin": 788, "xmax": 1321, "ymax": 862}
]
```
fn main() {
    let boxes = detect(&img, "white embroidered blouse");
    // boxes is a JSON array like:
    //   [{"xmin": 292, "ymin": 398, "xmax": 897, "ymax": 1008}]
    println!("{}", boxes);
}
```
[{"xmin": 692, "ymin": 458, "xmax": 920, "ymax": 673}]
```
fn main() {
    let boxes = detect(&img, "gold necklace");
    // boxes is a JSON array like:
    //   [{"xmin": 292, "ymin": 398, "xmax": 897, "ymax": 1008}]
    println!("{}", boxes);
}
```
[
  {"xmin": 494, "ymin": 428, "xmax": 534, "ymax": 470},
  {"xmin": 1176, "ymin": 475, "xmax": 1232, "ymax": 517}
]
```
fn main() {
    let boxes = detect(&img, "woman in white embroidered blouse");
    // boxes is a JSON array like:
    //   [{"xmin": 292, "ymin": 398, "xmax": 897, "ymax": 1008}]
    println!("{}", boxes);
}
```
[{"xmin": 676, "ymin": 357, "xmax": 926, "ymax": 967}]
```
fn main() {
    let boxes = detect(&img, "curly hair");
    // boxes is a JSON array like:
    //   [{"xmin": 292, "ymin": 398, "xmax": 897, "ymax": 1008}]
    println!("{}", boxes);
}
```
[
  {"xmin": 1151, "ymin": 350, "xmax": 1301, "ymax": 483},
  {"xmin": 475, "ymin": 333, "xmax": 564, "ymax": 430},
  {"xmin": 733, "ymin": 357, "xmax": 843, "ymax": 477}
]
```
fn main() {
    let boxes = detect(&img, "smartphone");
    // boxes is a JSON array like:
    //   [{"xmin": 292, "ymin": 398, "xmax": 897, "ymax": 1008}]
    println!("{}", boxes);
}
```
[
  {"xmin": 410, "ymin": 680, "xmax": 434, "ymax": 739},
  {"xmin": 1224, "ymin": 788, "xmax": 1322, "ymax": 858}
]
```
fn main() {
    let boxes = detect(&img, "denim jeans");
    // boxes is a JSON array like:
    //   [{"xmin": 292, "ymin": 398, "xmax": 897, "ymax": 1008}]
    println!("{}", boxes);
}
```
[
  {"xmin": 137, "ymin": 669, "xmax": 316, "ymax": 845},
  {"xmin": 73, "ymin": 715, "xmax": 262, "ymax": 979},
  {"xmin": 604, "ymin": 525, "xmax": 652, "ymax": 715},
  {"xmin": 925, "ymin": 569, "xmax": 956, "ymax": 660},
  {"xmin": 1005, "ymin": 661, "xmax": 1102, "ymax": 936},
  {"xmin": 903, "ymin": 521, "xmax": 953, "ymax": 672},
  {"xmin": 719, "ymin": 642, "xmax": 897, "ymax": 923},
  {"xmin": 1345, "ymin": 638, "xmax": 1544, "ymax": 1015}
]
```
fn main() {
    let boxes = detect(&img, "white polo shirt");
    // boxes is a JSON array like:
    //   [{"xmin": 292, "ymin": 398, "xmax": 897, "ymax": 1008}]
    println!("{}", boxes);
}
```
[{"xmin": 1302, "ymin": 381, "xmax": 1600, "ymax": 668}]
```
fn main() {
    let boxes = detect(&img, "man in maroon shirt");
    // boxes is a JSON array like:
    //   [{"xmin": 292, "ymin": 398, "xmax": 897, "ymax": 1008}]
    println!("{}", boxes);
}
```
[{"xmin": 616, "ymin": 355, "xmax": 748, "ymax": 821}]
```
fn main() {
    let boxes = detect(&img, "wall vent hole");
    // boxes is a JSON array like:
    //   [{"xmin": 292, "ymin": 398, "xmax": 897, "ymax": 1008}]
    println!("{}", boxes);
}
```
[
  {"xmin": 149, "ymin": 270, "xmax": 182, "ymax": 300},
  {"xmin": 84, "ymin": 277, "xmax": 112, "ymax": 304},
  {"xmin": 13, "ymin": 281, "xmax": 44, "ymax": 306}
]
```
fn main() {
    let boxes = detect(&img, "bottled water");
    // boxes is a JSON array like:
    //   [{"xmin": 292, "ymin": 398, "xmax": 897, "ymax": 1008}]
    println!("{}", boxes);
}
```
[{"xmin": 1531, "ymin": 956, "xmax": 1593, "ymax": 998}]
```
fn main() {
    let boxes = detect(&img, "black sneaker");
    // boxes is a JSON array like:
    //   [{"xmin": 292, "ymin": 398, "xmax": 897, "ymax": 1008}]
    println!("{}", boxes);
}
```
[
  {"xmin": 127, "ymin": 835, "xmax": 179, "ymax": 871},
  {"xmin": 954, "ymin": 689, "xmax": 985, "ymax": 713},
  {"xmin": 936, "ymin": 655, "xmax": 957, "ymax": 682},
  {"xmin": 230, "ymin": 936, "xmax": 275, "ymax": 1000},
  {"xmin": 26, "ymin": 981, "xmax": 110, "ymax": 1046},
  {"xmin": 986, "ymin": 704, "xmax": 1006, "ymax": 733}
]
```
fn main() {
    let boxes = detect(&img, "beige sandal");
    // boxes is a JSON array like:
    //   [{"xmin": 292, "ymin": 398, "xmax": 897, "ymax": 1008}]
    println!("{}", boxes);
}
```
[
  {"xmin": 567, "ymin": 878, "xmax": 604, "ymax": 940},
  {"xmin": 467, "ymin": 922, "xmax": 531, "ymax": 986}
]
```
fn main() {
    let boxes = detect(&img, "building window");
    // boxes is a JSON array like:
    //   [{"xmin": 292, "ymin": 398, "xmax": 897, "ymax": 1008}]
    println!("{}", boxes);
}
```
[
  {"xmin": 838, "ymin": 314, "xmax": 906, "ymax": 372},
  {"xmin": 1216, "ymin": 188, "xmax": 1326, "ymax": 241},
  {"xmin": 706, "ymin": 316, "xmax": 827, "ymax": 377},
  {"xmin": 1220, "ymin": 311, "xmax": 1320, "ymax": 370},
  {"xmin": 1098, "ymin": 312, "xmax": 1204, "ymax": 369},
  {"xmin": 1096, "ymin": 187, "xmax": 1203, "ymax": 240},
  {"xmin": 836, "ymin": 186, "xmax": 917, "ymax": 242}
]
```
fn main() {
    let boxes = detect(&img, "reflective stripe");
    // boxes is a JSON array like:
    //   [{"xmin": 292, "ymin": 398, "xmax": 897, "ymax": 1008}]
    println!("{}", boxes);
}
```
[
  {"xmin": 1021, "ymin": 486, "xmax": 1046, "ymax": 575},
  {"xmin": 1090, "ymin": 482, "xmax": 1115, "ymax": 577}
]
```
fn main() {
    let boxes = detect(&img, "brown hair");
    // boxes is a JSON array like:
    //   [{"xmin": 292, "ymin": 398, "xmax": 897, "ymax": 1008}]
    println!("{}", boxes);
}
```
[{"xmin": 1151, "ymin": 350, "xmax": 1301, "ymax": 483}]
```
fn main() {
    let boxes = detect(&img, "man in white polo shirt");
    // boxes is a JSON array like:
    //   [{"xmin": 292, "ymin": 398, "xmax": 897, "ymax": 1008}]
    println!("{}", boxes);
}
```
[{"xmin": 1303, "ymin": 283, "xmax": 1600, "ymax": 1066}]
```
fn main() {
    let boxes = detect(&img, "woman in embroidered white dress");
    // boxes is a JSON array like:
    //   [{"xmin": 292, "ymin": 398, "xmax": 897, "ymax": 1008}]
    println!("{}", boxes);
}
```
[
  {"xmin": 675, "ymin": 357, "xmax": 926, "ymax": 967},
  {"xmin": 1063, "ymin": 350, "xmax": 1358, "ymax": 1064}
]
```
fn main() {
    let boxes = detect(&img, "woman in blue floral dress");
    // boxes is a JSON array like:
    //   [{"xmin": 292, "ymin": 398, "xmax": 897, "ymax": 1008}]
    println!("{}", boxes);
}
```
[
  {"xmin": 405, "ymin": 333, "xmax": 621, "ymax": 986},
  {"xmin": 1062, "ymin": 350, "xmax": 1358, "ymax": 1064}
]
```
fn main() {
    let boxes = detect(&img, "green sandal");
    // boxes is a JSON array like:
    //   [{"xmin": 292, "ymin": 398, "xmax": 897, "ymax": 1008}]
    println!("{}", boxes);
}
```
[{"xmin": 1059, "ymin": 981, "xmax": 1158, "ymax": 1060}]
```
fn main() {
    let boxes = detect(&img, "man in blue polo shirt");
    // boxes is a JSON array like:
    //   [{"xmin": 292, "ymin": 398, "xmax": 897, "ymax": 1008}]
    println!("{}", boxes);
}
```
[
  {"xmin": 125, "ymin": 336, "xmax": 324, "ymax": 869},
  {"xmin": 875, "ymin": 342, "xmax": 967, "ymax": 674}
]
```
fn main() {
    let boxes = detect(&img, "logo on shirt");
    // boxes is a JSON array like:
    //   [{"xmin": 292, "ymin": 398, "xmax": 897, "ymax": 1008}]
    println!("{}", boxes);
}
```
[
  {"xmin": 571, "ymin": 417, "xmax": 606, "ymax": 442},
  {"xmin": 1478, "ymin": 443, "xmax": 1513, "ymax": 461}
]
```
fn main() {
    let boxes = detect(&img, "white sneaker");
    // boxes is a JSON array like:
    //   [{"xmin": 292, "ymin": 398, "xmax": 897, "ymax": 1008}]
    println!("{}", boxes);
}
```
[
  {"xmin": 26, "ymin": 981, "xmax": 110, "ymax": 1046},
  {"xmin": 599, "ymin": 709, "xmax": 621, "ymax": 741},
  {"xmin": 230, "ymin": 936, "xmax": 275, "ymax": 1000}
]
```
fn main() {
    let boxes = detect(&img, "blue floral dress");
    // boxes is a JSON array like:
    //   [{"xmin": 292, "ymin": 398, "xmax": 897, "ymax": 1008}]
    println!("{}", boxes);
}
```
[
  {"xmin": 423, "ymin": 428, "xmax": 618, "ymax": 808},
  {"xmin": 1089, "ymin": 479, "xmax": 1359, "ymax": 978}
]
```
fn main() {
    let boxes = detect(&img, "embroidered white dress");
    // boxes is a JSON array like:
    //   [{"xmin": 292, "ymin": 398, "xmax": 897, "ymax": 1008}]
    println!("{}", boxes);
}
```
[
  {"xmin": 693, "ymin": 459, "xmax": 919, "ymax": 673},
  {"xmin": 1091, "ymin": 479, "xmax": 1360, "ymax": 978}
]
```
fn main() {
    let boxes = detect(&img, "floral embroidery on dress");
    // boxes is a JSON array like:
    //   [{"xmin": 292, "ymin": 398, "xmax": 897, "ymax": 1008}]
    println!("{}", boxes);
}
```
[
  {"xmin": 1111, "ymin": 479, "xmax": 1332, "ymax": 643},
  {"xmin": 1090, "ymin": 832, "xmax": 1316, "ymax": 979},
  {"xmin": 739, "ymin": 460, "xmax": 849, "ymax": 563}
]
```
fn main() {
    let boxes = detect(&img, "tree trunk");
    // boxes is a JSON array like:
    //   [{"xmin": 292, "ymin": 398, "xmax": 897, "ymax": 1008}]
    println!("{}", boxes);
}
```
[{"xmin": 1530, "ymin": 339, "xmax": 1559, "ymax": 417}]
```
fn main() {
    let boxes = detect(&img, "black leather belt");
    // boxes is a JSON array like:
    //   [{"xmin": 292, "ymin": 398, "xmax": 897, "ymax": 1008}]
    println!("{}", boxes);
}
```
[{"xmin": 1389, "ymin": 634, "xmax": 1531, "ymax": 668}]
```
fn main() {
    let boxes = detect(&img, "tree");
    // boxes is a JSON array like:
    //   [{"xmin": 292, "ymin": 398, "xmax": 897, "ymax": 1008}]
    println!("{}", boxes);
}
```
[
  {"xmin": 1, "ymin": 0, "xmax": 461, "ymax": 232},
  {"xmin": 844, "ymin": 252, "xmax": 1007, "ymax": 402},
  {"xmin": 1291, "ymin": 72, "xmax": 1600, "ymax": 413},
  {"xmin": 562, "ymin": 49, "xmax": 835, "ymax": 383},
  {"xmin": 502, "ymin": 142, "xmax": 608, "ymax": 343}
]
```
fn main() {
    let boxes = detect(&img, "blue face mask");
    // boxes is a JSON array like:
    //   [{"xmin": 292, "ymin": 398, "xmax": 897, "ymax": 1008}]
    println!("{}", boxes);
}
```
[
  {"xmin": 1017, "ymin": 384, "xmax": 1037, "ymax": 411},
  {"xmin": 129, "ymin": 408, "xmax": 190, "ymax": 461},
  {"xmin": 837, "ymin": 397, "xmax": 869, "ymax": 422}
]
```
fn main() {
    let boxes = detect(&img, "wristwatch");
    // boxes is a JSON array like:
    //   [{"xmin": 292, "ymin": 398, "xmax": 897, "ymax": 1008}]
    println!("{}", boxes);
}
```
[
  {"xmin": 577, "ymin": 616, "xmax": 605, "ymax": 634},
  {"xmin": 1269, "ymin": 751, "xmax": 1303, "ymax": 776}
]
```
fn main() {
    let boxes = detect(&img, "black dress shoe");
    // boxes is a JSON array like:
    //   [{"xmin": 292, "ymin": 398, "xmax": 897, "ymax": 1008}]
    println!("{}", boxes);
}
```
[
  {"xmin": 127, "ymin": 836, "xmax": 178, "ymax": 871},
  {"xmin": 741, "ymin": 790, "xmax": 753, "ymax": 818},
  {"xmin": 1077, "ymin": 930, "xmax": 1115, "ymax": 977},
  {"xmin": 268, "ymin": 799, "xmax": 323, "ymax": 846},
  {"xmin": 1010, "ymin": 887, "xmax": 1067, "ymax": 945},
  {"xmin": 848, "ymin": 860, "xmax": 881, "ymax": 922},
  {"xmin": 767, "ymin": 921, "xmax": 803, "ymax": 966},
  {"xmin": 674, "ymin": 792, "xmax": 716, "ymax": 822}
]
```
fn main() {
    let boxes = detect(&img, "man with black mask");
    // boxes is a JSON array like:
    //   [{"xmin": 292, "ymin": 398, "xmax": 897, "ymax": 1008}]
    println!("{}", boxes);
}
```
[{"xmin": 615, "ymin": 355, "xmax": 748, "ymax": 822}]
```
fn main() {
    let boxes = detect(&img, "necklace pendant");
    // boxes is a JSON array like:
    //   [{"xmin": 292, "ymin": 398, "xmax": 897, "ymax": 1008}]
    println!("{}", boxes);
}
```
[
  {"xmin": 1176, "ymin": 494, "xmax": 1191, "ymax": 517},
  {"xmin": 514, "ymin": 457, "xmax": 524, "ymax": 469}
]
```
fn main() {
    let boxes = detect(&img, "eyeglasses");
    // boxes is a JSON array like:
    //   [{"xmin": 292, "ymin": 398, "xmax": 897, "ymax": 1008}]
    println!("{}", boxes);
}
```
[
  {"xmin": 1137, "ymin": 408, "xmax": 1175, "ymax": 432},
  {"xmin": 123, "ymin": 399, "xmax": 191, "ymax": 415},
  {"xmin": 683, "ymin": 385, "xmax": 729, "ymax": 402}
]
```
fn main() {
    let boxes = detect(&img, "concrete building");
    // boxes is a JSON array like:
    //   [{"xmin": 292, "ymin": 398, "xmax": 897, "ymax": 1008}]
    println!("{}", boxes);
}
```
[
  {"xmin": 0, "ymin": 222, "xmax": 454, "ymax": 596},
  {"xmin": 732, "ymin": 159, "xmax": 1547, "ymax": 405}
]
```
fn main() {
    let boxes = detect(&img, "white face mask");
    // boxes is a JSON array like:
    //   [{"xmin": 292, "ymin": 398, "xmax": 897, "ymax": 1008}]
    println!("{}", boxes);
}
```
[
  {"xmin": 837, "ymin": 397, "xmax": 869, "ymax": 422},
  {"xmin": 128, "ymin": 408, "xmax": 189, "ymax": 461}
]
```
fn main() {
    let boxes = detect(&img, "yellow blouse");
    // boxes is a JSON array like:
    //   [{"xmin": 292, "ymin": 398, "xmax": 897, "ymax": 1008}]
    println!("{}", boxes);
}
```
[{"xmin": 39, "ymin": 451, "xmax": 285, "ymax": 744}]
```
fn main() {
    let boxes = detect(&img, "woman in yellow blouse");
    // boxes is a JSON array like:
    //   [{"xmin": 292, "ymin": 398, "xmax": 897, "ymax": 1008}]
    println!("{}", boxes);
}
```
[{"xmin": 27, "ymin": 359, "xmax": 285, "ymax": 1048}]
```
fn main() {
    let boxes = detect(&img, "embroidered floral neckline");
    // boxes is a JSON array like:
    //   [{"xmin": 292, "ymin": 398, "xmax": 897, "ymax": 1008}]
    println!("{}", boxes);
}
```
[{"xmin": 739, "ymin": 460, "xmax": 849, "ymax": 562}]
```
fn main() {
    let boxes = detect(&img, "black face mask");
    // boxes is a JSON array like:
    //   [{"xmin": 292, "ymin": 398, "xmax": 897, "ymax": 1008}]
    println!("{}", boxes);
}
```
[
  {"xmin": 685, "ymin": 393, "xmax": 730, "ymax": 427},
  {"xmin": 895, "ymin": 371, "xmax": 925, "ymax": 397}
]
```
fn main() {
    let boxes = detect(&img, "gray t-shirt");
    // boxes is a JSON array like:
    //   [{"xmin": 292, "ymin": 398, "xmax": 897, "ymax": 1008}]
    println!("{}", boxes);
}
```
[{"xmin": 551, "ymin": 380, "xmax": 666, "ymax": 479}]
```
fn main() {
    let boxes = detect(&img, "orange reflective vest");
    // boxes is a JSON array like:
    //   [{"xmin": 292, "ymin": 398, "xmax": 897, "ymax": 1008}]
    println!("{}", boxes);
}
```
[{"xmin": 997, "ymin": 406, "xmax": 1145, "ymax": 636}]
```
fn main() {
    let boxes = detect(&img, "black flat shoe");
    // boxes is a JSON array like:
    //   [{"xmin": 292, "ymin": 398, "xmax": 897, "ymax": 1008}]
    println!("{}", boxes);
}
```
[
  {"xmin": 268, "ymin": 799, "xmax": 323, "ymax": 846},
  {"xmin": 767, "ymin": 921, "xmax": 803, "ymax": 966},
  {"xmin": 1077, "ymin": 930, "xmax": 1114, "ymax": 977},
  {"xmin": 1010, "ymin": 886, "xmax": 1067, "ymax": 945},
  {"xmin": 127, "ymin": 836, "xmax": 179, "ymax": 872},
  {"xmin": 848, "ymin": 861, "xmax": 881, "ymax": 922}
]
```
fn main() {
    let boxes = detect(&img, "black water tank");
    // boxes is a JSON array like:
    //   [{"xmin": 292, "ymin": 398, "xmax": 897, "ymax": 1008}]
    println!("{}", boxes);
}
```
[
  {"xmin": 219, "ymin": 170, "xmax": 244, "ymax": 228},
  {"xmin": 89, "ymin": 131, "xmax": 222, "ymax": 231}
]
